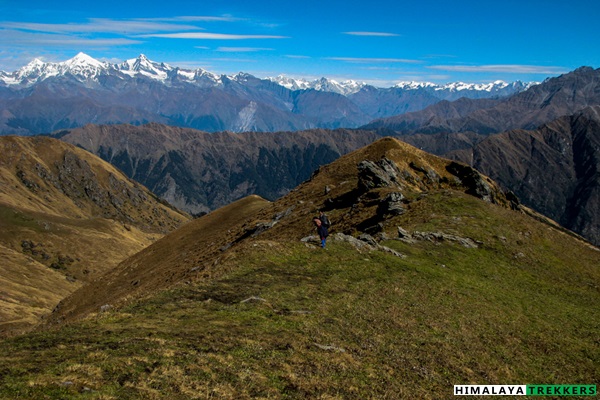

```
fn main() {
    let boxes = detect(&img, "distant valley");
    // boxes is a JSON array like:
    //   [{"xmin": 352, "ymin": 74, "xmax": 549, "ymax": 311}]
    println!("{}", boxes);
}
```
[
  {"xmin": 366, "ymin": 66, "xmax": 600, "ymax": 136},
  {"xmin": 449, "ymin": 106, "xmax": 600, "ymax": 247},
  {"xmin": 55, "ymin": 124, "xmax": 380, "ymax": 214},
  {"xmin": 49, "ymin": 66, "xmax": 600, "ymax": 247}
]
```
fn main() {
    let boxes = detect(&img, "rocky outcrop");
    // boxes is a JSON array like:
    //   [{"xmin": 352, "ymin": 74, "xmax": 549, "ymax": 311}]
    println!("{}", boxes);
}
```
[
  {"xmin": 357, "ymin": 158, "xmax": 404, "ymax": 192},
  {"xmin": 377, "ymin": 192, "xmax": 406, "ymax": 216},
  {"xmin": 445, "ymin": 161, "xmax": 498, "ymax": 204}
]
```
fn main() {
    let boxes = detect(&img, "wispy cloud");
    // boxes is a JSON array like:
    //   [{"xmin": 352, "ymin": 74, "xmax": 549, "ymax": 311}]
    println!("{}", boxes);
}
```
[
  {"xmin": 343, "ymin": 31, "xmax": 400, "ymax": 37},
  {"xmin": 327, "ymin": 57, "xmax": 421, "ymax": 64},
  {"xmin": 428, "ymin": 64, "xmax": 568, "ymax": 74},
  {"xmin": 212, "ymin": 57, "xmax": 257, "ymax": 63},
  {"xmin": 0, "ymin": 18, "xmax": 203, "ymax": 34},
  {"xmin": 286, "ymin": 55, "xmax": 311, "ymax": 59},
  {"xmin": 0, "ymin": 30, "xmax": 141, "ymax": 46},
  {"xmin": 216, "ymin": 47, "xmax": 274, "ymax": 52},
  {"xmin": 138, "ymin": 15, "xmax": 242, "ymax": 23},
  {"xmin": 423, "ymin": 54, "xmax": 459, "ymax": 59},
  {"xmin": 140, "ymin": 32, "xmax": 289, "ymax": 40}
]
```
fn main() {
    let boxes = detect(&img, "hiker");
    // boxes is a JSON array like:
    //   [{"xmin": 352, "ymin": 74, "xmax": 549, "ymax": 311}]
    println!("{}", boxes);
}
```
[
  {"xmin": 319, "ymin": 210, "xmax": 331, "ymax": 229},
  {"xmin": 313, "ymin": 217, "xmax": 329, "ymax": 248}
]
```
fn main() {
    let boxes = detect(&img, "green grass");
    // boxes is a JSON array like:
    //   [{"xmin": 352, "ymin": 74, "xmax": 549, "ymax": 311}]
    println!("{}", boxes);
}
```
[
  {"xmin": 0, "ymin": 204, "xmax": 44, "ymax": 236},
  {"xmin": 1, "ymin": 190, "xmax": 598, "ymax": 399},
  {"xmin": 1, "ymin": 234, "xmax": 598, "ymax": 399}
]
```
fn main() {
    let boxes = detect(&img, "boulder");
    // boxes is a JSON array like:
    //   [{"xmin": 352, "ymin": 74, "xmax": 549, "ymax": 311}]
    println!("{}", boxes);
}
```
[
  {"xmin": 378, "ymin": 192, "xmax": 406, "ymax": 216},
  {"xmin": 357, "ymin": 157, "xmax": 402, "ymax": 192}
]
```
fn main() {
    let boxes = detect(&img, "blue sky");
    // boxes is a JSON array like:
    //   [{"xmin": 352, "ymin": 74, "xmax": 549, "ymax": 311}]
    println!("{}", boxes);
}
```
[{"xmin": 0, "ymin": 0, "xmax": 598, "ymax": 86}]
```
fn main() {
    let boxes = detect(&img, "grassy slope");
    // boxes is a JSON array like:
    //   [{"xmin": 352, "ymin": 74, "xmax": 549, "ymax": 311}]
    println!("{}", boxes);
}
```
[
  {"xmin": 0, "ymin": 244, "xmax": 77, "ymax": 335},
  {"xmin": 0, "ymin": 136, "xmax": 190, "ymax": 336},
  {"xmin": 45, "ymin": 195, "xmax": 271, "ymax": 326},
  {"xmin": 0, "ymin": 191, "xmax": 598, "ymax": 399},
  {"xmin": 0, "ymin": 138, "xmax": 598, "ymax": 398}
]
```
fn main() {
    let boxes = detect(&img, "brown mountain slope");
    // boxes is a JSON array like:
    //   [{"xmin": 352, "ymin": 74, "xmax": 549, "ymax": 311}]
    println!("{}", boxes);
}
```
[
  {"xmin": 47, "ymin": 195, "xmax": 271, "ymax": 325},
  {"xmin": 0, "ymin": 244, "xmax": 75, "ymax": 335},
  {"xmin": 366, "ymin": 66, "xmax": 600, "ymax": 135},
  {"xmin": 0, "ymin": 136, "xmax": 190, "ymax": 335},
  {"xmin": 55, "ymin": 123, "xmax": 381, "ymax": 214},
  {"xmin": 47, "ymin": 137, "xmax": 526, "ymax": 325},
  {"xmin": 450, "ymin": 106, "xmax": 600, "ymax": 246}
]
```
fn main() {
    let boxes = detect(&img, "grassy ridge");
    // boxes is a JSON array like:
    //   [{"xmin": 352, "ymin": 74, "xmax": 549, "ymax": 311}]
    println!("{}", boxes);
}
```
[{"xmin": 1, "ymin": 191, "xmax": 598, "ymax": 399}]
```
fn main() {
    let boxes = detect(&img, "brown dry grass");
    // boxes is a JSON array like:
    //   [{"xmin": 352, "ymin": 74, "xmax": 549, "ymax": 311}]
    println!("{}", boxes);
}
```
[
  {"xmin": 46, "ymin": 195, "xmax": 270, "ymax": 326},
  {"xmin": 0, "ymin": 136, "xmax": 190, "ymax": 336}
]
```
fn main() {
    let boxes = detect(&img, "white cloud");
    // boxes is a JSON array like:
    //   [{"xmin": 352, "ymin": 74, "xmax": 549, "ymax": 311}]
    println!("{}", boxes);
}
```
[
  {"xmin": 343, "ymin": 31, "xmax": 400, "ymax": 37},
  {"xmin": 140, "ymin": 32, "xmax": 288, "ymax": 40},
  {"xmin": 212, "ymin": 57, "xmax": 257, "ymax": 63},
  {"xmin": 216, "ymin": 47, "xmax": 274, "ymax": 52},
  {"xmin": 327, "ymin": 57, "xmax": 421, "ymax": 64},
  {"xmin": 139, "ymin": 15, "xmax": 241, "ymax": 23},
  {"xmin": 0, "ymin": 19, "xmax": 203, "ymax": 34},
  {"xmin": 428, "ymin": 64, "xmax": 568, "ymax": 74},
  {"xmin": 0, "ymin": 30, "xmax": 141, "ymax": 46}
]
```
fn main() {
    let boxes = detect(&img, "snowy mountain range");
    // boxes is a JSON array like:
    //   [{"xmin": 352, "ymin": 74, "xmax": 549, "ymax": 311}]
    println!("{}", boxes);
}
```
[
  {"xmin": 267, "ymin": 75, "xmax": 536, "ymax": 97},
  {"xmin": 1, "ymin": 52, "xmax": 535, "ymax": 96},
  {"xmin": 0, "ymin": 52, "xmax": 223, "ymax": 88},
  {"xmin": 0, "ymin": 53, "xmax": 537, "ymax": 135}
]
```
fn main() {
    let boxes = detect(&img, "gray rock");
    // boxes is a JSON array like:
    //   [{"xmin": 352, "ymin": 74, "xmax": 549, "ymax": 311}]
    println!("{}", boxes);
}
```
[
  {"xmin": 100, "ymin": 304, "xmax": 112, "ymax": 312},
  {"xmin": 301, "ymin": 235, "xmax": 320, "ymax": 244},
  {"xmin": 357, "ymin": 157, "xmax": 402, "ymax": 192},
  {"xmin": 397, "ymin": 227, "xmax": 411, "ymax": 238},
  {"xmin": 333, "ymin": 233, "xmax": 406, "ymax": 258},
  {"xmin": 378, "ymin": 192, "xmax": 406, "ymax": 216},
  {"xmin": 331, "ymin": 233, "xmax": 376, "ymax": 250},
  {"xmin": 446, "ymin": 161, "xmax": 497, "ymax": 203},
  {"xmin": 378, "ymin": 245, "xmax": 406, "ymax": 258},
  {"xmin": 357, "ymin": 233, "xmax": 378, "ymax": 247},
  {"xmin": 412, "ymin": 231, "xmax": 479, "ymax": 248}
]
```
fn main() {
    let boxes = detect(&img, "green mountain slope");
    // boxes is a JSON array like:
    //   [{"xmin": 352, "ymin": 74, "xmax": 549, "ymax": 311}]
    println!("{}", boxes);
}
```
[{"xmin": 0, "ymin": 137, "xmax": 598, "ymax": 398}]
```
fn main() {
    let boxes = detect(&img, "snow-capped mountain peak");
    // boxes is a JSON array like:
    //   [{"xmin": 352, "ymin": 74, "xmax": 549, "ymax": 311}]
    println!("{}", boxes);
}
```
[
  {"xmin": 117, "ymin": 54, "xmax": 174, "ymax": 80},
  {"xmin": 267, "ymin": 75, "xmax": 311, "ymax": 91},
  {"xmin": 59, "ymin": 52, "xmax": 109, "ymax": 80},
  {"xmin": 6, "ymin": 58, "xmax": 60, "ymax": 85},
  {"xmin": 394, "ymin": 81, "xmax": 438, "ymax": 90},
  {"xmin": 266, "ymin": 75, "xmax": 367, "ymax": 95},
  {"xmin": 65, "ymin": 52, "xmax": 106, "ymax": 69}
]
